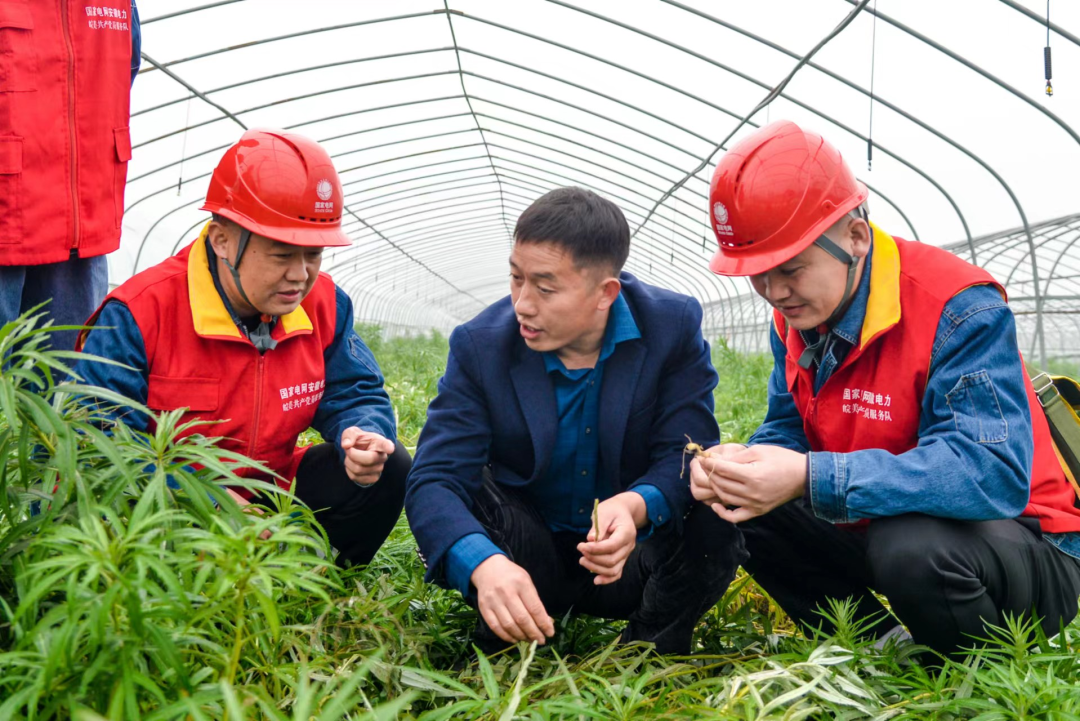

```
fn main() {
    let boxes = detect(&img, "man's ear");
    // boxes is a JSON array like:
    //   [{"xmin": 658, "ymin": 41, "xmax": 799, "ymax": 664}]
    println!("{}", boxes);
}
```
[
  {"xmin": 849, "ymin": 217, "xmax": 872, "ymax": 259},
  {"xmin": 206, "ymin": 220, "xmax": 234, "ymax": 261},
  {"xmin": 596, "ymin": 275, "xmax": 622, "ymax": 311}
]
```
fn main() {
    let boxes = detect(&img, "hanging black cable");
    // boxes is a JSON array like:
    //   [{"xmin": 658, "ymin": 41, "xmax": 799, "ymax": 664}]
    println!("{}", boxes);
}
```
[
  {"xmin": 868, "ymin": 0, "xmax": 878, "ymax": 169},
  {"xmin": 177, "ymin": 94, "xmax": 192, "ymax": 194},
  {"xmin": 630, "ymin": 0, "xmax": 873, "ymax": 240},
  {"xmin": 1045, "ymin": 0, "xmax": 1053, "ymax": 96}
]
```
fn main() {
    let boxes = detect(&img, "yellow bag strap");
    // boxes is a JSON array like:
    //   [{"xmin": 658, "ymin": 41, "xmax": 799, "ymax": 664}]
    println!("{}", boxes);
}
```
[
  {"xmin": 1029, "ymin": 367, "xmax": 1080, "ymax": 501},
  {"xmin": 1051, "ymin": 439, "xmax": 1080, "ymax": 502}
]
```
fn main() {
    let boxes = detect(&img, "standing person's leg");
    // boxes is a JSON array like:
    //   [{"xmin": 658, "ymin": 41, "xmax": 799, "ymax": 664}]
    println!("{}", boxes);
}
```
[
  {"xmin": 573, "ymin": 503, "xmax": 746, "ymax": 654},
  {"xmin": 19, "ymin": 255, "xmax": 109, "ymax": 349},
  {"xmin": 0, "ymin": 265, "xmax": 28, "ymax": 330},
  {"xmin": 292, "ymin": 440, "xmax": 410, "ymax": 567},
  {"xmin": 739, "ymin": 500, "xmax": 897, "ymax": 638},
  {"xmin": 867, "ymin": 514, "xmax": 1080, "ymax": 657}
]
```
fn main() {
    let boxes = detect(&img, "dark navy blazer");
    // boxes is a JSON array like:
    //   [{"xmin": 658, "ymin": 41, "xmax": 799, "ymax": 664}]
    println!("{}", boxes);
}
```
[{"xmin": 404, "ymin": 273, "xmax": 721, "ymax": 583}]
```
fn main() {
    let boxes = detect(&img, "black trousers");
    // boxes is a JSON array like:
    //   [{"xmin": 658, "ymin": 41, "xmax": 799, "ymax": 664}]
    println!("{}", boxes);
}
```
[
  {"xmin": 291, "ymin": 441, "xmax": 410, "ymax": 567},
  {"xmin": 468, "ymin": 472, "xmax": 746, "ymax": 655},
  {"xmin": 741, "ymin": 500, "xmax": 1080, "ymax": 656}
]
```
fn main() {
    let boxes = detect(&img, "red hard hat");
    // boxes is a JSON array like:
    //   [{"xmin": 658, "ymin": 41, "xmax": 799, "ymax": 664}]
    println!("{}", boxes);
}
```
[
  {"xmin": 707, "ymin": 120, "xmax": 868, "ymax": 277},
  {"xmin": 201, "ymin": 128, "xmax": 351, "ymax": 248}
]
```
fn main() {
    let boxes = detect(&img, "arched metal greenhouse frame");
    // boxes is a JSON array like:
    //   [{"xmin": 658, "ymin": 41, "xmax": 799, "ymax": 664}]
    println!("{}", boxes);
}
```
[{"xmin": 122, "ymin": 0, "xmax": 1080, "ymax": 364}]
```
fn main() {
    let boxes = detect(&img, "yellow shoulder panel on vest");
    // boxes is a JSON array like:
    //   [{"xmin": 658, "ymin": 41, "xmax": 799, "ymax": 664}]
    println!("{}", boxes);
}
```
[
  {"xmin": 859, "ymin": 223, "xmax": 902, "ymax": 351},
  {"xmin": 188, "ymin": 223, "xmax": 244, "ymax": 340},
  {"xmin": 279, "ymin": 301, "xmax": 313, "ymax": 334}
]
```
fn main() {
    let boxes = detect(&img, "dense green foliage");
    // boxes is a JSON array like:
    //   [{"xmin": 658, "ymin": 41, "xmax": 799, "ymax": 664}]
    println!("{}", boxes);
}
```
[{"xmin": 2, "ymin": 314, "xmax": 1080, "ymax": 719}]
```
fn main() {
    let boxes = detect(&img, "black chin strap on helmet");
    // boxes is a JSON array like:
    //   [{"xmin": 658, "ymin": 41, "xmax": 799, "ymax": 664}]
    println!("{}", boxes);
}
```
[
  {"xmin": 217, "ymin": 226, "xmax": 278, "ymax": 353},
  {"xmin": 220, "ymin": 226, "xmax": 256, "ymax": 310},
  {"xmin": 797, "ymin": 233, "xmax": 862, "ymax": 370}
]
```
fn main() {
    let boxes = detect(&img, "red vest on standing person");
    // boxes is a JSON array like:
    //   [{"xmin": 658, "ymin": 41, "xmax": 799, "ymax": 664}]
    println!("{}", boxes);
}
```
[
  {"xmin": 0, "ymin": 1, "xmax": 132, "ymax": 265},
  {"xmin": 780, "ymin": 227, "xmax": 1080, "ymax": 534},
  {"xmin": 78, "ymin": 228, "xmax": 339, "ymax": 489}
]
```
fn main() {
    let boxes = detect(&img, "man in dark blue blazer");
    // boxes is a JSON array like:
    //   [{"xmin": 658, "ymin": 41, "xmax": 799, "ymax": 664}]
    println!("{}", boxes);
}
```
[{"xmin": 405, "ymin": 188, "xmax": 745, "ymax": 654}]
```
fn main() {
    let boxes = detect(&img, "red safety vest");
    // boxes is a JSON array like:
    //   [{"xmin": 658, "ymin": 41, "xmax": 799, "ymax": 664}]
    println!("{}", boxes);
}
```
[
  {"xmin": 0, "ymin": 1, "xmax": 132, "ymax": 265},
  {"xmin": 79, "ymin": 227, "xmax": 338, "ymax": 488},
  {"xmin": 780, "ymin": 227, "xmax": 1080, "ymax": 533}
]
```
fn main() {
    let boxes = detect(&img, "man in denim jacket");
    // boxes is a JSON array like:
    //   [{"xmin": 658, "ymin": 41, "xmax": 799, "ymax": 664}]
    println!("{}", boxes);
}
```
[{"xmin": 690, "ymin": 121, "xmax": 1080, "ymax": 657}]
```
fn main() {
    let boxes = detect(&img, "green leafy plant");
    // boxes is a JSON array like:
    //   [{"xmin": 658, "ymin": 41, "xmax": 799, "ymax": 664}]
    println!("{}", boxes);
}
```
[
  {"xmin": 0, "ymin": 312, "xmax": 407, "ymax": 719},
  {"xmin": 3, "ymin": 313, "xmax": 1080, "ymax": 719}
]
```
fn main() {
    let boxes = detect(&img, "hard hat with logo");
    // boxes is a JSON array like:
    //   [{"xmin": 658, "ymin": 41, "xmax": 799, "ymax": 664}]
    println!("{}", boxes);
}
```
[
  {"xmin": 707, "ymin": 120, "xmax": 868, "ymax": 277},
  {"xmin": 201, "ymin": 128, "xmax": 351, "ymax": 249}
]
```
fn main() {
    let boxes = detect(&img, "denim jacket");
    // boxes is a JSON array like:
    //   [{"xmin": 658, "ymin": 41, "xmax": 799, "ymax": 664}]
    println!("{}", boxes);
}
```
[{"xmin": 749, "ymin": 248, "xmax": 1080, "ymax": 560}]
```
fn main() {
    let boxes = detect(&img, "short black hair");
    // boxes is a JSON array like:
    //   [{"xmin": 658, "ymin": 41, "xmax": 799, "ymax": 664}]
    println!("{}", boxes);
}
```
[{"xmin": 514, "ymin": 187, "xmax": 630, "ymax": 273}]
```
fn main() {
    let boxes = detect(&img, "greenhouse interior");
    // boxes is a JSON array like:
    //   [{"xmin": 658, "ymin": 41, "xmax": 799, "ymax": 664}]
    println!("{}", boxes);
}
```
[
  {"xmin": 3, "ymin": 0, "xmax": 1080, "ymax": 718},
  {"xmin": 123, "ymin": 0, "xmax": 1080, "ymax": 363}
]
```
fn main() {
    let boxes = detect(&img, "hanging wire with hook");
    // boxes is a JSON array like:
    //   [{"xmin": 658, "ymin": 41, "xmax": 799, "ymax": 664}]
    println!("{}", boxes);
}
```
[
  {"xmin": 701, "ymin": 210, "xmax": 709, "ymax": 254},
  {"xmin": 1045, "ymin": 0, "xmax": 1053, "ymax": 96},
  {"xmin": 176, "ymin": 94, "xmax": 193, "ymax": 195},
  {"xmin": 867, "ymin": 0, "xmax": 879, "ymax": 170}
]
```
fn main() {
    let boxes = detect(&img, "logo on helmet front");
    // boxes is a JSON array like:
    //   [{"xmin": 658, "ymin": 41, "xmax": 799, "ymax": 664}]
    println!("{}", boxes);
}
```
[
  {"xmin": 713, "ymin": 202, "xmax": 734, "ymax": 237},
  {"xmin": 314, "ymin": 179, "xmax": 335, "ymax": 214}
]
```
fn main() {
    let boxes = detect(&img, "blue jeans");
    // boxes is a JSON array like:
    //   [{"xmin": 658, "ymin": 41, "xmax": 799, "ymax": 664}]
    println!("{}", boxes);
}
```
[{"xmin": 0, "ymin": 255, "xmax": 108, "ymax": 350}]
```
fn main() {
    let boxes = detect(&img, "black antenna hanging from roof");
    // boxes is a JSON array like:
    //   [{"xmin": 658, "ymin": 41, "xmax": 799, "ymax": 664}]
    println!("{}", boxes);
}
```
[
  {"xmin": 177, "ymin": 94, "xmax": 193, "ymax": 195},
  {"xmin": 867, "ymin": 0, "xmax": 878, "ymax": 171},
  {"xmin": 1045, "ymin": 0, "xmax": 1054, "ymax": 97}
]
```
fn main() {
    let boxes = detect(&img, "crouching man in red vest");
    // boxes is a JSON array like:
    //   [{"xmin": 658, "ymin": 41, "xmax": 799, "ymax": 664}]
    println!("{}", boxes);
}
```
[
  {"xmin": 75, "ymin": 129, "xmax": 409, "ymax": 567},
  {"xmin": 691, "ymin": 121, "xmax": 1080, "ymax": 657}
]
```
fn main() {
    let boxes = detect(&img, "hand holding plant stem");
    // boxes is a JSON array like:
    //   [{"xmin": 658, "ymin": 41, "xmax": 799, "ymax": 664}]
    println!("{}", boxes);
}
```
[
  {"xmin": 697, "ymin": 444, "xmax": 807, "ymax": 524},
  {"xmin": 687, "ymin": 436, "xmax": 748, "ymax": 506},
  {"xmin": 579, "ymin": 492, "xmax": 646, "ymax": 585}
]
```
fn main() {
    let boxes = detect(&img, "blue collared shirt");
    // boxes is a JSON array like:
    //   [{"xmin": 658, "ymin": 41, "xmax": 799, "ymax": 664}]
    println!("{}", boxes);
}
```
[
  {"xmin": 749, "ymin": 242, "xmax": 1080, "ymax": 561},
  {"xmin": 445, "ymin": 293, "xmax": 671, "ymax": 597}
]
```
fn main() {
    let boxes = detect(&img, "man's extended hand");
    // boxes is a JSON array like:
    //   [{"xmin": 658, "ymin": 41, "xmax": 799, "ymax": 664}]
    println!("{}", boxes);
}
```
[
  {"xmin": 340, "ymin": 427, "xmax": 395, "ymax": 485},
  {"xmin": 471, "ymin": 554, "xmax": 555, "ymax": 644},
  {"xmin": 576, "ymin": 492, "xmax": 646, "ymax": 586},
  {"xmin": 696, "ymin": 444, "xmax": 806, "ymax": 523},
  {"xmin": 689, "ymin": 443, "xmax": 748, "ymax": 504}
]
